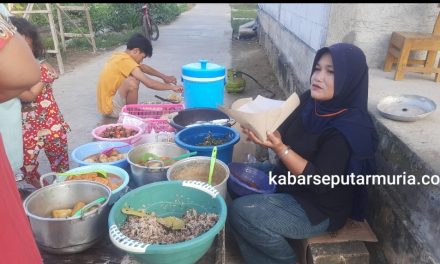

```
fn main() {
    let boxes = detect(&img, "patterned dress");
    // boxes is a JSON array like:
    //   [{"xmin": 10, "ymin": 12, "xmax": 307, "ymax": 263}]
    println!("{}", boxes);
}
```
[{"xmin": 21, "ymin": 64, "xmax": 71, "ymax": 186}]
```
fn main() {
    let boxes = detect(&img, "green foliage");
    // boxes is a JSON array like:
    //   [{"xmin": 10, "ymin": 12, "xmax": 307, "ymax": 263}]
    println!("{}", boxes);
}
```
[
  {"xmin": 177, "ymin": 4, "xmax": 189, "ymax": 13},
  {"xmin": 89, "ymin": 4, "xmax": 142, "ymax": 33},
  {"xmin": 12, "ymin": 3, "xmax": 186, "ymax": 52},
  {"xmin": 88, "ymin": 4, "xmax": 110, "ymax": 33},
  {"xmin": 149, "ymin": 3, "xmax": 181, "ymax": 25},
  {"xmin": 230, "ymin": 3, "xmax": 257, "ymax": 34},
  {"xmin": 89, "ymin": 3, "xmax": 185, "ymax": 31},
  {"xmin": 231, "ymin": 18, "xmax": 255, "ymax": 34},
  {"xmin": 231, "ymin": 9, "xmax": 257, "ymax": 19},
  {"xmin": 42, "ymin": 36, "xmax": 54, "ymax": 50},
  {"xmin": 230, "ymin": 3, "xmax": 258, "ymax": 10},
  {"xmin": 67, "ymin": 26, "xmax": 143, "ymax": 50}
]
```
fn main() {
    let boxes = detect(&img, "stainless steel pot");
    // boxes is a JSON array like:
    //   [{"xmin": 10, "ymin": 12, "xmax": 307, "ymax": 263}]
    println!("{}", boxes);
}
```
[
  {"xmin": 166, "ymin": 156, "xmax": 229, "ymax": 199},
  {"xmin": 127, "ymin": 142, "xmax": 188, "ymax": 187},
  {"xmin": 23, "ymin": 181, "xmax": 111, "ymax": 254}
]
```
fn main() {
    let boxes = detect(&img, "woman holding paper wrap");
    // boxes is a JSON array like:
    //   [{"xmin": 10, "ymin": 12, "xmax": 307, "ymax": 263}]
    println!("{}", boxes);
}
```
[{"xmin": 230, "ymin": 43, "xmax": 378, "ymax": 264}]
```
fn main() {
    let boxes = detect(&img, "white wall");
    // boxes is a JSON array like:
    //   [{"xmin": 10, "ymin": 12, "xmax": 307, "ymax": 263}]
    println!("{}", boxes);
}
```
[
  {"xmin": 258, "ymin": 3, "xmax": 439, "ymax": 93},
  {"xmin": 259, "ymin": 3, "xmax": 330, "ymax": 51},
  {"xmin": 327, "ymin": 4, "xmax": 438, "ymax": 68}
]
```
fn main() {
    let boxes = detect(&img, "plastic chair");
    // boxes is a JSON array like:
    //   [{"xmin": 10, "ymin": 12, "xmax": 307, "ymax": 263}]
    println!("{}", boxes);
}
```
[{"xmin": 383, "ymin": 9, "xmax": 440, "ymax": 82}]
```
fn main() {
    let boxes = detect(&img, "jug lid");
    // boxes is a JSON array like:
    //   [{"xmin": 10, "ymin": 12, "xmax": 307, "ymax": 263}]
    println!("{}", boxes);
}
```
[{"xmin": 182, "ymin": 59, "xmax": 225, "ymax": 78}]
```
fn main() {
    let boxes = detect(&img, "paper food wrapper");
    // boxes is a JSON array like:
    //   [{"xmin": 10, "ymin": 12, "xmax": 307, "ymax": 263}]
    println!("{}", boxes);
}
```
[{"xmin": 219, "ymin": 93, "xmax": 300, "ymax": 141}]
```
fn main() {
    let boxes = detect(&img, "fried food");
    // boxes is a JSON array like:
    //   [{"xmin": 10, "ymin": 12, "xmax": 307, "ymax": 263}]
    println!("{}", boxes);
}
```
[
  {"xmin": 83, "ymin": 150, "xmax": 126, "ymax": 163},
  {"xmin": 71, "ymin": 201, "xmax": 86, "ymax": 216},
  {"xmin": 100, "ymin": 125, "xmax": 137, "ymax": 139},
  {"xmin": 167, "ymin": 93, "xmax": 182, "ymax": 103},
  {"xmin": 52, "ymin": 209, "xmax": 73, "ymax": 218},
  {"xmin": 65, "ymin": 172, "xmax": 122, "ymax": 190}
]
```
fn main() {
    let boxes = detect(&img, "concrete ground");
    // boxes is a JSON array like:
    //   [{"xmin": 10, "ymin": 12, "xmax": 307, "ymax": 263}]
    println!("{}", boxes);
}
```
[
  {"xmin": 368, "ymin": 68, "xmax": 440, "ymax": 173},
  {"xmin": 40, "ymin": 3, "xmax": 280, "ymax": 169},
  {"xmin": 36, "ymin": 3, "xmax": 440, "ymax": 264}
]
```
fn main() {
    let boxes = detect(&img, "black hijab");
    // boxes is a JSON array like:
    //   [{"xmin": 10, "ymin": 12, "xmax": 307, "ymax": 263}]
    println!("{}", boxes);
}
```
[{"xmin": 301, "ymin": 43, "xmax": 379, "ymax": 221}]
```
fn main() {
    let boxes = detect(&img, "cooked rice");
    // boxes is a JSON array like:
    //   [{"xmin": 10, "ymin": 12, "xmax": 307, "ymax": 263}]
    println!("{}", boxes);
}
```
[{"xmin": 120, "ymin": 208, "xmax": 218, "ymax": 244}]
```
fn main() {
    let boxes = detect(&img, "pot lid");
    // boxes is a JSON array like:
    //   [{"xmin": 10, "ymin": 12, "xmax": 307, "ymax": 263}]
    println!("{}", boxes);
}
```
[{"xmin": 182, "ymin": 59, "xmax": 225, "ymax": 78}]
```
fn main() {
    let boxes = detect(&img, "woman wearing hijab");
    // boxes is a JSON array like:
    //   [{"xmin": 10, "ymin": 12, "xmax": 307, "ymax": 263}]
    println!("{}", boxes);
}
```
[{"xmin": 230, "ymin": 43, "xmax": 378, "ymax": 264}]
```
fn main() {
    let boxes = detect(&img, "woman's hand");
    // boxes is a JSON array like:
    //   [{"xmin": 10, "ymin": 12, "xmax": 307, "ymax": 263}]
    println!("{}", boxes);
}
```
[{"xmin": 241, "ymin": 125, "xmax": 285, "ymax": 152}]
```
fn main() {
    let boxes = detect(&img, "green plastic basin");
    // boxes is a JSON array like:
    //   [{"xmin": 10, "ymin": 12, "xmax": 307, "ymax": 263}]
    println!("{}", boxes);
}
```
[{"xmin": 108, "ymin": 180, "xmax": 227, "ymax": 264}]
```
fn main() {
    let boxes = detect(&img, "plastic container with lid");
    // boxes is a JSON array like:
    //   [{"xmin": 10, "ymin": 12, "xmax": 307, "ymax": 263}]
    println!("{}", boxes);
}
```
[{"xmin": 181, "ymin": 59, "xmax": 226, "ymax": 109}]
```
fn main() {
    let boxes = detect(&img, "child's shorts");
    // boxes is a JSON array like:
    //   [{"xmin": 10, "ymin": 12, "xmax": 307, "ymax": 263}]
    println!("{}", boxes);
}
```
[{"xmin": 109, "ymin": 91, "xmax": 126, "ymax": 118}]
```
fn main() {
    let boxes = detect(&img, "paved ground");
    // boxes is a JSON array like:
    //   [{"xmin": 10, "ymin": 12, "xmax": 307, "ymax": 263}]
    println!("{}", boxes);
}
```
[
  {"xmin": 39, "ymin": 4, "xmax": 280, "ymax": 263},
  {"xmin": 41, "ymin": 4, "xmax": 279, "ymax": 170}
]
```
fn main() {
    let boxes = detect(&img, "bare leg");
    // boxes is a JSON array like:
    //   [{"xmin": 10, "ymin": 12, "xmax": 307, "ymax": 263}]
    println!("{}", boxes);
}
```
[{"xmin": 117, "ymin": 76, "xmax": 140, "ymax": 105}]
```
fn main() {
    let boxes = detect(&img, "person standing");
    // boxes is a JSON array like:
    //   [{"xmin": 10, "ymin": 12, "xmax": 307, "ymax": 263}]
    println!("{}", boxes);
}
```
[
  {"xmin": 0, "ymin": 11, "xmax": 43, "ymax": 264},
  {"xmin": 11, "ymin": 16, "xmax": 71, "ymax": 188}
]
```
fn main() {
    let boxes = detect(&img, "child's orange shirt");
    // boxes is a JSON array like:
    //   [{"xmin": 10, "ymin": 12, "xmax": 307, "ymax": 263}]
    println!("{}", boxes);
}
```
[{"xmin": 96, "ymin": 51, "xmax": 139, "ymax": 115}]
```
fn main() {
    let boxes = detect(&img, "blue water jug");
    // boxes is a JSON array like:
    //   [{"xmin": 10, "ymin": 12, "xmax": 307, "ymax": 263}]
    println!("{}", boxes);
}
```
[{"xmin": 181, "ymin": 59, "xmax": 226, "ymax": 109}]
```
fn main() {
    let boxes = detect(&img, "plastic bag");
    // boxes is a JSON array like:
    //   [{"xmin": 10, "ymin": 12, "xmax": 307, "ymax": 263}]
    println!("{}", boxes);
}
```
[{"xmin": 118, "ymin": 112, "xmax": 146, "ymax": 131}]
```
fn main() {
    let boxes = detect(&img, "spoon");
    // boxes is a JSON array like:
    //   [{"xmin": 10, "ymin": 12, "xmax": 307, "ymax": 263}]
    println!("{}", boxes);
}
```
[
  {"xmin": 208, "ymin": 146, "xmax": 217, "ymax": 186},
  {"xmin": 101, "ymin": 144, "xmax": 130, "ymax": 156},
  {"xmin": 57, "ymin": 170, "xmax": 108, "ymax": 179},
  {"xmin": 72, "ymin": 196, "xmax": 107, "ymax": 217},
  {"xmin": 141, "ymin": 152, "xmax": 161, "ymax": 163},
  {"xmin": 141, "ymin": 151, "xmax": 198, "ymax": 165},
  {"xmin": 162, "ymin": 151, "xmax": 198, "ymax": 165},
  {"xmin": 154, "ymin": 95, "xmax": 180, "ymax": 104}
]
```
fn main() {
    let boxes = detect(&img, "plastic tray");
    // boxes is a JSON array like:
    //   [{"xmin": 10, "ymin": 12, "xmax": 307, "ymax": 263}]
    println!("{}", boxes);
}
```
[{"xmin": 121, "ymin": 103, "xmax": 184, "ymax": 120}]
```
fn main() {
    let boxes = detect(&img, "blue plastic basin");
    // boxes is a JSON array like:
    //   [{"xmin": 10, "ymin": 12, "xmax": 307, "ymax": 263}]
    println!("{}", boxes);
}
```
[
  {"xmin": 71, "ymin": 141, "xmax": 132, "ymax": 171},
  {"xmin": 174, "ymin": 125, "xmax": 240, "ymax": 164},
  {"xmin": 227, "ymin": 162, "xmax": 277, "ymax": 199},
  {"xmin": 63, "ymin": 164, "xmax": 130, "ymax": 205}
]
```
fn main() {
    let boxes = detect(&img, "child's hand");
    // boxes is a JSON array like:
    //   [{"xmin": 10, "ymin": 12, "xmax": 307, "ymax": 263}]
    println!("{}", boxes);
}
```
[
  {"xmin": 171, "ymin": 84, "xmax": 183, "ymax": 93},
  {"xmin": 163, "ymin": 75, "xmax": 177, "ymax": 85}
]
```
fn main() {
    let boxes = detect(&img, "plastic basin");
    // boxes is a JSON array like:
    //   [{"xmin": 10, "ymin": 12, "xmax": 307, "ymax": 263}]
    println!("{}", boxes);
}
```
[
  {"xmin": 71, "ymin": 141, "xmax": 132, "ymax": 171},
  {"xmin": 61, "ymin": 164, "xmax": 129, "ymax": 205},
  {"xmin": 174, "ymin": 125, "xmax": 240, "ymax": 164},
  {"xmin": 170, "ymin": 107, "xmax": 232, "ymax": 131},
  {"xmin": 227, "ymin": 162, "xmax": 276, "ymax": 199},
  {"xmin": 91, "ymin": 124, "xmax": 143, "ymax": 145},
  {"xmin": 108, "ymin": 181, "xmax": 227, "ymax": 264}
]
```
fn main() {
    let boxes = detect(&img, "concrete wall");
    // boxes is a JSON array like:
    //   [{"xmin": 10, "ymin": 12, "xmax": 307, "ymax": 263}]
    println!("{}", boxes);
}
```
[
  {"xmin": 258, "ymin": 3, "xmax": 438, "ymax": 95},
  {"xmin": 368, "ymin": 119, "xmax": 440, "ymax": 264},
  {"xmin": 326, "ymin": 4, "xmax": 438, "ymax": 70}
]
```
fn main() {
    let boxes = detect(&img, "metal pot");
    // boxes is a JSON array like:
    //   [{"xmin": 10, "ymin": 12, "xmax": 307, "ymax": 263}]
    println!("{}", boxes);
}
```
[
  {"xmin": 170, "ymin": 107, "xmax": 235, "ymax": 131},
  {"xmin": 127, "ymin": 142, "xmax": 188, "ymax": 187},
  {"xmin": 167, "ymin": 156, "xmax": 230, "ymax": 199},
  {"xmin": 23, "ymin": 181, "xmax": 111, "ymax": 254}
]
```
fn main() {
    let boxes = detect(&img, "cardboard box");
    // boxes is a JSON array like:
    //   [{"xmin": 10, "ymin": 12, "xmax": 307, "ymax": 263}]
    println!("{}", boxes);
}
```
[{"xmin": 291, "ymin": 219, "xmax": 378, "ymax": 264}]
